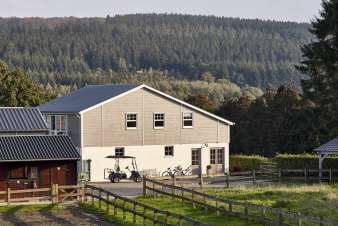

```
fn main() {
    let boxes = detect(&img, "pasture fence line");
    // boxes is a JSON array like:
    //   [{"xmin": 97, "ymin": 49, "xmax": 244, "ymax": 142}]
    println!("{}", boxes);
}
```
[
  {"xmin": 143, "ymin": 176, "xmax": 338, "ymax": 226},
  {"xmin": 85, "ymin": 184, "xmax": 210, "ymax": 226}
]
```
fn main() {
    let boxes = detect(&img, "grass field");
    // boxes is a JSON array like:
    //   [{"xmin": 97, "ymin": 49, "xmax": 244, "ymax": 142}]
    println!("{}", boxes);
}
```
[{"xmin": 206, "ymin": 183, "xmax": 338, "ymax": 219}]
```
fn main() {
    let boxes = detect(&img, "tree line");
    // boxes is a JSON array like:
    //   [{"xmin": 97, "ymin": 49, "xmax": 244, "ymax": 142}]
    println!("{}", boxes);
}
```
[{"xmin": 0, "ymin": 14, "xmax": 311, "ymax": 89}]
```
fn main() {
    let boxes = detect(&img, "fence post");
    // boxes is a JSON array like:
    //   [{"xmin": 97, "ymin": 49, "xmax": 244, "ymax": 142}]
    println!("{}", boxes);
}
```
[
  {"xmin": 203, "ymin": 192, "xmax": 207, "ymax": 213},
  {"xmin": 181, "ymin": 186, "xmax": 184, "ymax": 205},
  {"xmin": 133, "ymin": 202, "xmax": 136, "ymax": 223},
  {"xmin": 319, "ymin": 216, "xmax": 324, "ymax": 226},
  {"xmin": 51, "ymin": 184, "xmax": 55, "ymax": 204},
  {"xmin": 99, "ymin": 189, "xmax": 102, "ymax": 209},
  {"xmin": 304, "ymin": 168, "xmax": 307, "ymax": 183},
  {"xmin": 329, "ymin": 168, "xmax": 332, "ymax": 183},
  {"xmin": 192, "ymin": 189, "xmax": 195, "ymax": 208},
  {"xmin": 244, "ymin": 202, "xmax": 249, "ymax": 224},
  {"xmin": 278, "ymin": 211, "xmax": 283, "ymax": 226},
  {"xmin": 199, "ymin": 173, "xmax": 204, "ymax": 190},
  {"xmin": 7, "ymin": 187, "xmax": 10, "ymax": 206},
  {"xmin": 55, "ymin": 184, "xmax": 59, "ymax": 204},
  {"xmin": 278, "ymin": 168, "xmax": 282, "ymax": 182},
  {"xmin": 152, "ymin": 181, "xmax": 156, "ymax": 198},
  {"xmin": 143, "ymin": 176, "xmax": 147, "ymax": 197},
  {"xmin": 252, "ymin": 169, "xmax": 256, "ymax": 185},
  {"xmin": 81, "ymin": 182, "xmax": 85, "ymax": 202},
  {"xmin": 106, "ymin": 194, "xmax": 110, "ymax": 213},
  {"xmin": 91, "ymin": 187, "xmax": 94, "ymax": 205},
  {"xmin": 297, "ymin": 212, "xmax": 302, "ymax": 226},
  {"xmin": 226, "ymin": 172, "xmax": 230, "ymax": 188}
]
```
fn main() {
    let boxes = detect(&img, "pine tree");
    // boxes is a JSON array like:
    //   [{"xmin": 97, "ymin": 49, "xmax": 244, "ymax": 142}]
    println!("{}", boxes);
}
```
[{"xmin": 297, "ymin": 0, "xmax": 338, "ymax": 140}]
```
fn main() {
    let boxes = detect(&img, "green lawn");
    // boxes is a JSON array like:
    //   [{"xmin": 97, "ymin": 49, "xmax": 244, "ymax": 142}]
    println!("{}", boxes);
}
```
[{"xmin": 206, "ymin": 183, "xmax": 338, "ymax": 219}]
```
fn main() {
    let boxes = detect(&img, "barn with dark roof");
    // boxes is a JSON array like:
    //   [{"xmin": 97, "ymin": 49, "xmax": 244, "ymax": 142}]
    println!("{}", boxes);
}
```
[{"xmin": 0, "ymin": 107, "xmax": 80, "ymax": 195}]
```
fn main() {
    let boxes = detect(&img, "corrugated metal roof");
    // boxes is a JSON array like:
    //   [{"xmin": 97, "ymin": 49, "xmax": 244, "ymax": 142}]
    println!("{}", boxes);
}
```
[
  {"xmin": 315, "ymin": 138, "xmax": 338, "ymax": 153},
  {"xmin": 0, "ymin": 108, "xmax": 48, "ymax": 132},
  {"xmin": 39, "ymin": 84, "xmax": 141, "ymax": 113},
  {"xmin": 0, "ymin": 135, "xmax": 80, "ymax": 162}
]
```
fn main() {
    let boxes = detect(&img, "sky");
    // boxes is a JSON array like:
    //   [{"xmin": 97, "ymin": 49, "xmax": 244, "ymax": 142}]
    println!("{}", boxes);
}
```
[{"xmin": 1, "ymin": 0, "xmax": 322, "ymax": 23}]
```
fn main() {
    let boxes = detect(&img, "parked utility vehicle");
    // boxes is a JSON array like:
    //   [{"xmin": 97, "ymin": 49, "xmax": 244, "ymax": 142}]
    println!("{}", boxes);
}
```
[{"xmin": 105, "ymin": 155, "xmax": 142, "ymax": 183}]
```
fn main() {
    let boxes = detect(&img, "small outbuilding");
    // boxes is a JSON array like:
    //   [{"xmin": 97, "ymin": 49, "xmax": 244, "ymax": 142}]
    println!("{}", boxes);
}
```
[
  {"xmin": 0, "ymin": 107, "xmax": 80, "ymax": 196},
  {"xmin": 314, "ymin": 137, "xmax": 338, "ymax": 177}
]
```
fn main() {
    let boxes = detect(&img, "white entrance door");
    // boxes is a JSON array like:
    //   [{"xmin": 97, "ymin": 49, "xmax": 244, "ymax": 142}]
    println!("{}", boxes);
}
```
[
  {"xmin": 209, "ymin": 148, "xmax": 224, "ymax": 175},
  {"xmin": 191, "ymin": 148, "xmax": 201, "ymax": 175}
]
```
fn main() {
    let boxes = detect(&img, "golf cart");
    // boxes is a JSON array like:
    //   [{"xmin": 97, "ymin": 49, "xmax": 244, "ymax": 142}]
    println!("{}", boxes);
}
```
[{"xmin": 105, "ymin": 155, "xmax": 142, "ymax": 183}]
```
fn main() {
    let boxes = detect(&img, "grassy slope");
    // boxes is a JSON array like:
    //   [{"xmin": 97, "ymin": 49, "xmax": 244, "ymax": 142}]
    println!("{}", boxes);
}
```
[{"xmin": 206, "ymin": 184, "xmax": 338, "ymax": 219}]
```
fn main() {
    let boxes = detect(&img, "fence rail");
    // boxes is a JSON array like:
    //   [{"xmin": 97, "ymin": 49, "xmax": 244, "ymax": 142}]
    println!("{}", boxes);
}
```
[
  {"xmin": 144, "ymin": 177, "xmax": 338, "ymax": 226},
  {"xmin": 85, "ymin": 184, "xmax": 210, "ymax": 226},
  {"xmin": 0, "ymin": 184, "xmax": 85, "ymax": 206}
]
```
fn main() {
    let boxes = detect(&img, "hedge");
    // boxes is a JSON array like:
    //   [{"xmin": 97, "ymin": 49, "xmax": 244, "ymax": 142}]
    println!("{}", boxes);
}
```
[
  {"xmin": 273, "ymin": 153, "xmax": 338, "ymax": 169},
  {"xmin": 229, "ymin": 155, "xmax": 268, "ymax": 172},
  {"xmin": 230, "ymin": 154, "xmax": 338, "ymax": 172}
]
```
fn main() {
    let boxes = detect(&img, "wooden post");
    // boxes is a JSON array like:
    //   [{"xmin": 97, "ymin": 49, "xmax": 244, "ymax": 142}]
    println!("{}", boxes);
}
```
[
  {"xmin": 229, "ymin": 202, "xmax": 232, "ymax": 213},
  {"xmin": 216, "ymin": 199, "xmax": 219, "ymax": 216},
  {"xmin": 262, "ymin": 207, "xmax": 266, "ymax": 219},
  {"xmin": 133, "ymin": 202, "xmax": 136, "ymax": 223},
  {"xmin": 203, "ymin": 192, "xmax": 207, "ymax": 213},
  {"xmin": 143, "ymin": 176, "xmax": 147, "ymax": 197},
  {"xmin": 199, "ymin": 173, "xmax": 203, "ymax": 190},
  {"xmin": 51, "ymin": 184, "xmax": 55, "ymax": 204},
  {"xmin": 153, "ymin": 209, "xmax": 157, "ymax": 226},
  {"xmin": 113, "ymin": 198, "xmax": 117, "ymax": 216},
  {"xmin": 142, "ymin": 207, "xmax": 146, "ymax": 226},
  {"xmin": 252, "ymin": 169, "xmax": 256, "ymax": 185},
  {"xmin": 172, "ymin": 175, "xmax": 176, "ymax": 187},
  {"xmin": 278, "ymin": 168, "xmax": 282, "ymax": 182},
  {"xmin": 81, "ymin": 182, "xmax": 85, "ymax": 202},
  {"xmin": 152, "ymin": 181, "xmax": 156, "ymax": 198},
  {"xmin": 226, "ymin": 172, "xmax": 230, "ymax": 188},
  {"xmin": 297, "ymin": 212, "xmax": 302, "ymax": 226},
  {"xmin": 7, "ymin": 187, "xmax": 10, "ymax": 206},
  {"xmin": 106, "ymin": 194, "xmax": 110, "ymax": 213},
  {"xmin": 304, "ymin": 168, "xmax": 307, "ymax": 183},
  {"xmin": 244, "ymin": 202, "xmax": 248, "ymax": 224},
  {"xmin": 329, "ymin": 168, "xmax": 332, "ymax": 183},
  {"xmin": 164, "ymin": 212, "xmax": 169, "ymax": 226},
  {"xmin": 99, "ymin": 189, "xmax": 102, "ymax": 209},
  {"xmin": 192, "ymin": 189, "xmax": 195, "ymax": 208},
  {"xmin": 278, "ymin": 212, "xmax": 283, "ymax": 226},
  {"xmin": 91, "ymin": 187, "xmax": 94, "ymax": 205},
  {"xmin": 319, "ymin": 216, "xmax": 324, "ymax": 226},
  {"xmin": 123, "ymin": 200, "xmax": 126, "ymax": 220},
  {"xmin": 55, "ymin": 184, "xmax": 59, "ymax": 204}
]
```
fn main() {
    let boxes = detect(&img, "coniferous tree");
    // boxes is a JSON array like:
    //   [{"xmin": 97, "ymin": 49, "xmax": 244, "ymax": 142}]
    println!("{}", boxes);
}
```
[{"xmin": 297, "ymin": 0, "xmax": 338, "ymax": 140}]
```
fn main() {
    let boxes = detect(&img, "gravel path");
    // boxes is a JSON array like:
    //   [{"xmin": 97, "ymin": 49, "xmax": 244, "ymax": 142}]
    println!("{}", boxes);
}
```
[{"xmin": 0, "ymin": 206, "xmax": 115, "ymax": 226}]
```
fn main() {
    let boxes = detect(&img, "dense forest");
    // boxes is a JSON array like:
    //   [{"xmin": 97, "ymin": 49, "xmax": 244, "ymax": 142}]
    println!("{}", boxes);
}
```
[{"xmin": 0, "ymin": 14, "xmax": 311, "ymax": 89}]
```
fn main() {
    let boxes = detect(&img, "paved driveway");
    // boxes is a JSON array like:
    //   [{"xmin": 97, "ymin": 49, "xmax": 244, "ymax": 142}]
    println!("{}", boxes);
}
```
[
  {"xmin": 90, "ymin": 182, "xmax": 144, "ymax": 197},
  {"xmin": 0, "ymin": 206, "xmax": 114, "ymax": 226}
]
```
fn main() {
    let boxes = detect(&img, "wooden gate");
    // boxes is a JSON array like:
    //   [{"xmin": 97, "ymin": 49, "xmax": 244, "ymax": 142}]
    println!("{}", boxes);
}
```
[{"xmin": 53, "ymin": 184, "xmax": 85, "ymax": 203}]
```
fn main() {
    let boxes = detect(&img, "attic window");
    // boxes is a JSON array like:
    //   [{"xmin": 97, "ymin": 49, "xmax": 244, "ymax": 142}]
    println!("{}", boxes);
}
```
[
  {"xmin": 126, "ymin": 113, "xmax": 137, "ymax": 129},
  {"xmin": 183, "ymin": 112, "xmax": 193, "ymax": 128},
  {"xmin": 154, "ymin": 113, "xmax": 165, "ymax": 129}
]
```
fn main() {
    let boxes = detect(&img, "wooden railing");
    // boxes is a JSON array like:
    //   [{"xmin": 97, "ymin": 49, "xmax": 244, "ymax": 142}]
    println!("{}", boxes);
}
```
[
  {"xmin": 85, "ymin": 184, "xmax": 210, "ymax": 226},
  {"xmin": 143, "ymin": 177, "xmax": 338, "ymax": 226},
  {"xmin": 0, "ymin": 183, "xmax": 85, "ymax": 206}
]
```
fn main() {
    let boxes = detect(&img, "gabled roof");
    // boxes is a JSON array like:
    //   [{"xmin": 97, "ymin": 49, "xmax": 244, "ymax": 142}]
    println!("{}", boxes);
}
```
[
  {"xmin": 39, "ymin": 84, "xmax": 234, "ymax": 125},
  {"xmin": 315, "ymin": 138, "xmax": 338, "ymax": 153},
  {"xmin": 0, "ymin": 108, "xmax": 48, "ymax": 132},
  {"xmin": 0, "ymin": 135, "xmax": 80, "ymax": 162},
  {"xmin": 39, "ymin": 84, "xmax": 140, "ymax": 113}
]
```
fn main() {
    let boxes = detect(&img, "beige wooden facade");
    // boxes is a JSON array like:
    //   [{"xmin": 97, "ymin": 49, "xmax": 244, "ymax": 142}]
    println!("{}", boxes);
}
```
[{"xmin": 81, "ymin": 88, "xmax": 229, "ymax": 147}]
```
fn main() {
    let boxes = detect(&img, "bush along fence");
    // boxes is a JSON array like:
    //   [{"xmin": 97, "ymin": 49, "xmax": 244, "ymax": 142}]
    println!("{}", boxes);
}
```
[
  {"xmin": 85, "ymin": 184, "xmax": 210, "ymax": 226},
  {"xmin": 143, "ymin": 177, "xmax": 338, "ymax": 226}
]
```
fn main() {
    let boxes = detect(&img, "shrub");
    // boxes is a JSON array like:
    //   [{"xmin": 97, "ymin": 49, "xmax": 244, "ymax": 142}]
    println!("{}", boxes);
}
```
[
  {"xmin": 273, "ymin": 153, "xmax": 338, "ymax": 169},
  {"xmin": 229, "ymin": 155, "xmax": 268, "ymax": 172}
]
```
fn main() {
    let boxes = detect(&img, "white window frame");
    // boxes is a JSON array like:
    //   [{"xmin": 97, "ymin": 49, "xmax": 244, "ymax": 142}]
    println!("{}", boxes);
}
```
[
  {"xmin": 44, "ymin": 114, "xmax": 68, "ymax": 135},
  {"xmin": 153, "ymin": 112, "xmax": 165, "ymax": 129},
  {"xmin": 182, "ymin": 112, "xmax": 194, "ymax": 128},
  {"xmin": 164, "ymin": 146, "xmax": 174, "ymax": 157},
  {"xmin": 125, "ymin": 113, "xmax": 138, "ymax": 129}
]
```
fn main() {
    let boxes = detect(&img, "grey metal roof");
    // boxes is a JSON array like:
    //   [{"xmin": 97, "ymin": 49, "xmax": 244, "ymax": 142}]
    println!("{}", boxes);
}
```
[
  {"xmin": 0, "ymin": 108, "xmax": 48, "ymax": 132},
  {"xmin": 0, "ymin": 135, "xmax": 80, "ymax": 162},
  {"xmin": 39, "ymin": 84, "xmax": 141, "ymax": 113},
  {"xmin": 315, "ymin": 138, "xmax": 338, "ymax": 153}
]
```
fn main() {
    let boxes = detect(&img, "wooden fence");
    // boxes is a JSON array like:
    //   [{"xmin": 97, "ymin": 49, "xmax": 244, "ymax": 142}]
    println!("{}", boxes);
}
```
[
  {"xmin": 0, "ymin": 183, "xmax": 85, "ymax": 206},
  {"xmin": 143, "ymin": 177, "xmax": 338, "ymax": 226},
  {"xmin": 85, "ymin": 184, "xmax": 210, "ymax": 226}
]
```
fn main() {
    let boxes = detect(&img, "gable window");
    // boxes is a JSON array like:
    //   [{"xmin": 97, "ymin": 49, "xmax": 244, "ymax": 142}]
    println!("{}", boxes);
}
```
[
  {"xmin": 183, "ymin": 112, "xmax": 193, "ymax": 128},
  {"xmin": 45, "ymin": 115, "xmax": 67, "ymax": 135},
  {"xmin": 154, "ymin": 113, "xmax": 165, "ymax": 129},
  {"xmin": 115, "ymin": 147, "xmax": 125, "ymax": 157},
  {"xmin": 164, "ymin": 146, "xmax": 174, "ymax": 157},
  {"xmin": 126, "ymin": 113, "xmax": 137, "ymax": 129}
]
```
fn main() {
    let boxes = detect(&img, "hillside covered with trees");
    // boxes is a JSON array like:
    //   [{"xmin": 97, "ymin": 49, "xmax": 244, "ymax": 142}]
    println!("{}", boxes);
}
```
[{"xmin": 0, "ymin": 14, "xmax": 311, "ymax": 89}]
